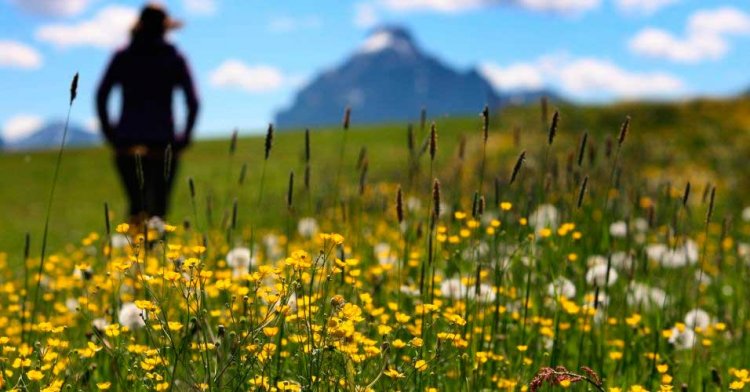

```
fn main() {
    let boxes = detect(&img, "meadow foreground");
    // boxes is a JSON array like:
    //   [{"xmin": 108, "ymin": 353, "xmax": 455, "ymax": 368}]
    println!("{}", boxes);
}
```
[{"xmin": 2, "ymin": 100, "xmax": 750, "ymax": 391}]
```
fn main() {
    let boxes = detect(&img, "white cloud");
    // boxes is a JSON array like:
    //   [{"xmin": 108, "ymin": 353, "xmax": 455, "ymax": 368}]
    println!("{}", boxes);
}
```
[
  {"xmin": 558, "ymin": 58, "xmax": 684, "ymax": 98},
  {"xmin": 183, "ymin": 0, "xmax": 217, "ymax": 16},
  {"xmin": 2, "ymin": 114, "xmax": 43, "ymax": 142},
  {"xmin": 616, "ymin": 0, "xmax": 679, "ymax": 15},
  {"xmin": 379, "ymin": 0, "xmax": 489, "ymax": 13},
  {"xmin": 629, "ymin": 28, "xmax": 725, "ymax": 63},
  {"xmin": 516, "ymin": 0, "xmax": 600, "ymax": 13},
  {"xmin": 209, "ymin": 60, "xmax": 286, "ymax": 93},
  {"xmin": 35, "ymin": 6, "xmax": 138, "ymax": 49},
  {"xmin": 688, "ymin": 7, "xmax": 750, "ymax": 36},
  {"xmin": 629, "ymin": 7, "xmax": 750, "ymax": 63},
  {"xmin": 268, "ymin": 16, "xmax": 322, "ymax": 33},
  {"xmin": 481, "ymin": 56, "xmax": 684, "ymax": 99},
  {"xmin": 10, "ymin": 0, "xmax": 92, "ymax": 17},
  {"xmin": 479, "ymin": 62, "xmax": 545, "ymax": 90},
  {"xmin": 0, "ymin": 40, "xmax": 43, "ymax": 69},
  {"xmin": 354, "ymin": 3, "xmax": 379, "ymax": 29},
  {"xmin": 377, "ymin": 0, "xmax": 599, "ymax": 14}
]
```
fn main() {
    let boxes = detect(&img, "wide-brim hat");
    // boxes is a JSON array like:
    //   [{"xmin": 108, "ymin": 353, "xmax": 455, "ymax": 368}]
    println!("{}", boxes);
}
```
[{"xmin": 132, "ymin": 3, "xmax": 183, "ymax": 34}]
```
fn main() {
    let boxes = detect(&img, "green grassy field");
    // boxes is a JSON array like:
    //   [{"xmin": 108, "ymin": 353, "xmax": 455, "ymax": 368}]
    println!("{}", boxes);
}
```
[
  {"xmin": 3, "ymin": 97, "xmax": 750, "ymax": 391},
  {"xmin": 3, "ymin": 97, "xmax": 749, "ymax": 257}
]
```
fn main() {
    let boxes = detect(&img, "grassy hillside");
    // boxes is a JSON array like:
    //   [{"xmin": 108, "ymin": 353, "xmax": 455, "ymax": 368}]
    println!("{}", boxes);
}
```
[
  {"xmin": 1, "ymin": 96, "xmax": 749, "ymax": 256},
  {"xmin": 3, "ymin": 96, "xmax": 750, "ymax": 390}
]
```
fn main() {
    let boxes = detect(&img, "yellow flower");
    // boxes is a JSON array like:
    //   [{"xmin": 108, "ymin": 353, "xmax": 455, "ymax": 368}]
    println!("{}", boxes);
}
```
[
  {"xmin": 167, "ymin": 322, "xmax": 183, "ymax": 332},
  {"xmin": 384, "ymin": 368, "xmax": 405, "ymax": 379},
  {"xmin": 500, "ymin": 202, "xmax": 512, "ymax": 211},
  {"xmin": 517, "ymin": 345, "xmax": 528, "ymax": 352},
  {"xmin": 97, "ymin": 382, "xmax": 112, "ymax": 390},
  {"xmin": 134, "ymin": 300, "xmax": 156, "ymax": 311},
  {"xmin": 625, "ymin": 314, "xmax": 642, "ymax": 327},
  {"xmin": 395, "ymin": 312, "xmax": 411, "ymax": 323},
  {"xmin": 27, "ymin": 369, "xmax": 44, "ymax": 381},
  {"xmin": 415, "ymin": 360, "xmax": 428, "ymax": 372},
  {"xmin": 729, "ymin": 381, "xmax": 745, "ymax": 390},
  {"xmin": 656, "ymin": 364, "xmax": 668, "ymax": 374}
]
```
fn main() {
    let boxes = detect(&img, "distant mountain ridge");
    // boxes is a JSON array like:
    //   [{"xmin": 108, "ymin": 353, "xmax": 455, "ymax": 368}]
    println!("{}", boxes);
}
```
[
  {"xmin": 275, "ymin": 26, "xmax": 552, "ymax": 129},
  {"xmin": 3, "ymin": 120, "xmax": 102, "ymax": 151}
]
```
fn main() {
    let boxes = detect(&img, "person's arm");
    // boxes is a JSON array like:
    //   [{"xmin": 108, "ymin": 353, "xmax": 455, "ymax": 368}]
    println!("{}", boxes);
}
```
[
  {"xmin": 96, "ymin": 53, "xmax": 120, "ymax": 145},
  {"xmin": 175, "ymin": 53, "xmax": 200, "ymax": 151}
]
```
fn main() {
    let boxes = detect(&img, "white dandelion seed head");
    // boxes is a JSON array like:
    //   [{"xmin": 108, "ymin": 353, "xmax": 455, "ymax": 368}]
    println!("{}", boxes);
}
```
[
  {"xmin": 695, "ymin": 270, "xmax": 712, "ymax": 285},
  {"xmin": 586, "ymin": 255, "xmax": 608, "ymax": 268},
  {"xmin": 226, "ymin": 247, "xmax": 252, "ymax": 267},
  {"xmin": 647, "ymin": 240, "xmax": 699, "ymax": 268},
  {"xmin": 92, "ymin": 318, "xmax": 110, "ymax": 331},
  {"xmin": 440, "ymin": 277, "xmax": 465, "ymax": 300},
  {"xmin": 529, "ymin": 204, "xmax": 559, "ymax": 233},
  {"xmin": 669, "ymin": 327, "xmax": 697, "ymax": 350},
  {"xmin": 399, "ymin": 285, "xmax": 420, "ymax": 297},
  {"xmin": 547, "ymin": 277, "xmax": 577, "ymax": 299},
  {"xmin": 684, "ymin": 308, "xmax": 711, "ymax": 330},
  {"xmin": 633, "ymin": 218, "xmax": 649, "ymax": 232},
  {"xmin": 406, "ymin": 196, "xmax": 422, "ymax": 212},
  {"xmin": 627, "ymin": 282, "xmax": 667, "ymax": 309},
  {"xmin": 65, "ymin": 297, "xmax": 79, "ymax": 312},
  {"xmin": 297, "ymin": 217, "xmax": 319, "ymax": 238},
  {"xmin": 147, "ymin": 216, "xmax": 166, "ymax": 234},
  {"xmin": 585, "ymin": 291, "xmax": 609, "ymax": 308},
  {"xmin": 609, "ymin": 221, "xmax": 628, "ymax": 238},
  {"xmin": 118, "ymin": 302, "xmax": 146, "ymax": 330},
  {"xmin": 468, "ymin": 283, "xmax": 496, "ymax": 303},
  {"xmin": 611, "ymin": 251, "xmax": 635, "ymax": 271},
  {"xmin": 585, "ymin": 264, "xmax": 618, "ymax": 287},
  {"xmin": 111, "ymin": 233, "xmax": 130, "ymax": 249},
  {"xmin": 373, "ymin": 242, "xmax": 397, "ymax": 266}
]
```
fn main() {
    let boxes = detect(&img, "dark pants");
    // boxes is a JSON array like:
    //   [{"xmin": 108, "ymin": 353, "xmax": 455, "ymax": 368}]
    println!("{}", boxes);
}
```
[{"xmin": 115, "ymin": 152, "xmax": 178, "ymax": 218}]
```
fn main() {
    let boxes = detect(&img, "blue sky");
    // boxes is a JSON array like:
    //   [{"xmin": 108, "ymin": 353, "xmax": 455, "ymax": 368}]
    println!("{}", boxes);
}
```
[{"xmin": 0, "ymin": 0, "xmax": 748, "ymax": 140}]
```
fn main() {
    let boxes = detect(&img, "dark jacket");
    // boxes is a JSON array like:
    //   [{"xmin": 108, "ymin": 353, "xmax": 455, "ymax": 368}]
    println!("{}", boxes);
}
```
[{"xmin": 96, "ymin": 37, "xmax": 199, "ymax": 151}]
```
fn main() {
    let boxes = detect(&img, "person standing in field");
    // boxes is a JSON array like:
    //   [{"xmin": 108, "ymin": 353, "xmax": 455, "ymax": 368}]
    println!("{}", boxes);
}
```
[{"xmin": 96, "ymin": 3, "xmax": 199, "ymax": 225}]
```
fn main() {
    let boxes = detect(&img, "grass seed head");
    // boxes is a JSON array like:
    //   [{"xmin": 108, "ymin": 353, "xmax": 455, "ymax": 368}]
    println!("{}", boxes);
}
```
[
  {"xmin": 70, "ymin": 72, "xmax": 79, "ymax": 105},
  {"xmin": 287, "ymin": 171, "xmax": 294, "ymax": 209},
  {"xmin": 548, "ymin": 110, "xmax": 559, "ymax": 146},
  {"xmin": 577, "ymin": 132, "xmax": 588, "ymax": 167},
  {"xmin": 510, "ymin": 150, "xmax": 526, "ymax": 185},
  {"xmin": 229, "ymin": 128, "xmax": 238, "ymax": 155},
  {"xmin": 343, "ymin": 107, "xmax": 351, "ymax": 130},
  {"xmin": 577, "ymin": 176, "xmax": 588, "ymax": 209},
  {"xmin": 264, "ymin": 123, "xmax": 274, "ymax": 160},
  {"xmin": 482, "ymin": 105, "xmax": 489, "ymax": 143},
  {"xmin": 706, "ymin": 186, "xmax": 716, "ymax": 225},
  {"xmin": 396, "ymin": 185, "xmax": 404, "ymax": 223},
  {"xmin": 238, "ymin": 162, "xmax": 247, "ymax": 185},
  {"xmin": 618, "ymin": 115, "xmax": 631, "ymax": 147}
]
